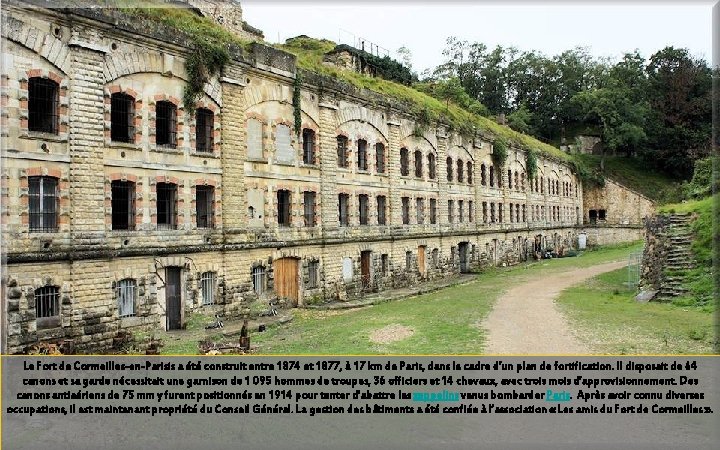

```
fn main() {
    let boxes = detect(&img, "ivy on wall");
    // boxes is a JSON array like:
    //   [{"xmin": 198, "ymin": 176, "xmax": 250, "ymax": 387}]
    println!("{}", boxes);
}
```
[
  {"xmin": 183, "ymin": 39, "xmax": 230, "ymax": 115},
  {"xmin": 526, "ymin": 148, "xmax": 538, "ymax": 178},
  {"xmin": 492, "ymin": 138, "xmax": 508, "ymax": 167},
  {"xmin": 293, "ymin": 72, "xmax": 303, "ymax": 138}
]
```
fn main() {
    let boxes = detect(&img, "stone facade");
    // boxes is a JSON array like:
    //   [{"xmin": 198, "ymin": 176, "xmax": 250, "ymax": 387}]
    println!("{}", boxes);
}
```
[
  {"xmin": 2, "ymin": 2, "xmax": 596, "ymax": 354},
  {"xmin": 583, "ymin": 178, "xmax": 655, "ymax": 226}
]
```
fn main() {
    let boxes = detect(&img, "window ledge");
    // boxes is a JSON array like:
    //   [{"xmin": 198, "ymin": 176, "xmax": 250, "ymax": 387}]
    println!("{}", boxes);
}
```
[
  {"xmin": 300, "ymin": 162, "xmax": 319, "ymax": 168},
  {"xmin": 108, "ymin": 141, "xmax": 141, "ymax": 150},
  {"xmin": 20, "ymin": 132, "xmax": 67, "ymax": 143},
  {"xmin": 153, "ymin": 145, "xmax": 182, "ymax": 154},
  {"xmin": 191, "ymin": 151, "xmax": 219, "ymax": 159}
]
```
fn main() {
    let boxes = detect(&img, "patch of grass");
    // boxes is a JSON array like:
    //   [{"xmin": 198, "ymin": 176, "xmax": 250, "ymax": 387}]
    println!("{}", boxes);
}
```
[
  {"xmin": 251, "ymin": 243, "xmax": 641, "ymax": 355},
  {"xmin": 557, "ymin": 268, "xmax": 714, "ymax": 354}
]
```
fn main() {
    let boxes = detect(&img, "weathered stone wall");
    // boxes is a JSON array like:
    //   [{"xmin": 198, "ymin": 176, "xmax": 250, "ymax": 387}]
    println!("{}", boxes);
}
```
[
  {"xmin": 1, "ymin": 3, "xmax": 602, "ymax": 354},
  {"xmin": 583, "ymin": 178, "xmax": 655, "ymax": 226},
  {"xmin": 582, "ymin": 226, "xmax": 645, "ymax": 246}
]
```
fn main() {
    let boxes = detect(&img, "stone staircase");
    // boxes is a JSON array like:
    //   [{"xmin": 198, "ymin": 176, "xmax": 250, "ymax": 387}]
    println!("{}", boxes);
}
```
[{"xmin": 657, "ymin": 213, "xmax": 695, "ymax": 299}]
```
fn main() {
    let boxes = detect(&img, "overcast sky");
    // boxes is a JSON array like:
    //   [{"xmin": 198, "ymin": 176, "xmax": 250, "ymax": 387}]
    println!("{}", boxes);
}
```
[{"xmin": 242, "ymin": 1, "xmax": 715, "ymax": 74}]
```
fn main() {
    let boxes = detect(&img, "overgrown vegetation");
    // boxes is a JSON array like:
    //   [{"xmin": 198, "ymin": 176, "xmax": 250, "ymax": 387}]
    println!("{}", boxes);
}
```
[
  {"xmin": 331, "ymin": 44, "xmax": 415, "ymax": 85},
  {"xmin": 525, "ymin": 148, "xmax": 538, "ymax": 178},
  {"xmin": 491, "ymin": 138, "xmax": 508, "ymax": 167},
  {"xmin": 292, "ymin": 72, "xmax": 302, "ymax": 137},
  {"xmin": 557, "ymin": 268, "xmax": 714, "ymax": 354}
]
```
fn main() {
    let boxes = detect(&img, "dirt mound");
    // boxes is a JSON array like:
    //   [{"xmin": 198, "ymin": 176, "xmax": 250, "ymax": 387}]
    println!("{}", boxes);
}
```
[{"xmin": 369, "ymin": 324, "xmax": 414, "ymax": 344}]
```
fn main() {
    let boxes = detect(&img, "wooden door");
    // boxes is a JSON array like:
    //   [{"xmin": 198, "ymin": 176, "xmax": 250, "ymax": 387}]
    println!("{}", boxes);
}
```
[
  {"xmin": 360, "ymin": 251, "xmax": 371, "ymax": 289},
  {"xmin": 274, "ymin": 258, "xmax": 299, "ymax": 306},
  {"xmin": 165, "ymin": 267, "xmax": 182, "ymax": 330},
  {"xmin": 417, "ymin": 246, "xmax": 426, "ymax": 277}
]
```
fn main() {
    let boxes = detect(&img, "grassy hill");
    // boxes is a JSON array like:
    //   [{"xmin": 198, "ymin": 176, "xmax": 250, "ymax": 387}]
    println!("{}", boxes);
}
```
[{"xmin": 574, "ymin": 154, "xmax": 681, "ymax": 203}]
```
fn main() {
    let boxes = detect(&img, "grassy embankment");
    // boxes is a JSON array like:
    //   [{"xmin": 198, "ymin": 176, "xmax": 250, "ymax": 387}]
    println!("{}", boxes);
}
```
[{"xmin": 557, "ymin": 195, "xmax": 717, "ymax": 355}]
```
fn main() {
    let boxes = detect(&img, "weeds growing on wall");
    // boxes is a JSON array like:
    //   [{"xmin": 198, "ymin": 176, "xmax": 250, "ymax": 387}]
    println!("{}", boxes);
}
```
[
  {"xmin": 492, "ymin": 138, "xmax": 508, "ymax": 167},
  {"xmin": 526, "ymin": 148, "xmax": 538, "ymax": 178},
  {"xmin": 183, "ymin": 39, "xmax": 229, "ymax": 114},
  {"xmin": 293, "ymin": 73, "xmax": 303, "ymax": 137}
]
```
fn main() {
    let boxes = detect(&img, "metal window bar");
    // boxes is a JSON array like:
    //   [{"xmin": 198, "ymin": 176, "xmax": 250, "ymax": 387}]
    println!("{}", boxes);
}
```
[
  {"xmin": 357, "ymin": 140, "xmax": 367, "ymax": 171},
  {"xmin": 405, "ymin": 251, "xmax": 412, "ymax": 271},
  {"xmin": 358, "ymin": 194, "xmax": 368, "ymax": 225},
  {"xmin": 337, "ymin": 136, "xmax": 348, "ymax": 167},
  {"xmin": 447, "ymin": 158, "xmax": 453, "ymax": 181},
  {"xmin": 29, "ymin": 176, "xmax": 58, "ymax": 232},
  {"xmin": 429, "ymin": 198, "xmax": 436, "ymax": 224},
  {"xmin": 304, "ymin": 191, "xmax": 316, "ymax": 227},
  {"xmin": 201, "ymin": 272, "xmax": 216, "ymax": 305},
  {"xmin": 196, "ymin": 185, "xmax": 214, "ymax": 228},
  {"xmin": 375, "ymin": 143, "xmax": 385, "ymax": 173},
  {"xmin": 416, "ymin": 198, "xmax": 424, "ymax": 224},
  {"xmin": 448, "ymin": 200, "xmax": 453, "ymax": 223},
  {"xmin": 469, "ymin": 201, "xmax": 473, "ymax": 222},
  {"xmin": 377, "ymin": 196, "xmax": 386, "ymax": 225},
  {"xmin": 111, "ymin": 181, "xmax": 135, "ymax": 231},
  {"xmin": 277, "ymin": 190, "xmax": 291, "ymax": 226},
  {"xmin": 414, "ymin": 151, "xmax": 423, "ymax": 178},
  {"xmin": 303, "ymin": 129, "xmax": 315, "ymax": 164},
  {"xmin": 35, "ymin": 286, "xmax": 59, "ymax": 318},
  {"xmin": 467, "ymin": 162, "xmax": 473, "ymax": 184},
  {"xmin": 402, "ymin": 197, "xmax": 410, "ymax": 224},
  {"xmin": 195, "ymin": 108, "xmax": 214, "ymax": 152},
  {"xmin": 338, "ymin": 194, "xmax": 349, "ymax": 226},
  {"xmin": 156, "ymin": 101, "xmax": 177, "ymax": 147},
  {"xmin": 28, "ymin": 78, "xmax": 58, "ymax": 134},
  {"xmin": 111, "ymin": 93, "xmax": 134, "ymax": 143},
  {"xmin": 400, "ymin": 149, "xmax": 409, "ymax": 176},
  {"xmin": 117, "ymin": 279, "xmax": 136, "ymax": 317},
  {"xmin": 156, "ymin": 183, "xmax": 177, "ymax": 230},
  {"xmin": 457, "ymin": 161, "xmax": 464, "ymax": 182},
  {"xmin": 307, "ymin": 261, "xmax": 319, "ymax": 289},
  {"xmin": 458, "ymin": 200, "xmax": 464, "ymax": 223},
  {"xmin": 252, "ymin": 266, "xmax": 266, "ymax": 295}
]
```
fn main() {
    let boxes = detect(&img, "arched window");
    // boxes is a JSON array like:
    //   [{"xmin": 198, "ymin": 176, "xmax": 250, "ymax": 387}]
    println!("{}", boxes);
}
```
[
  {"xmin": 481, "ymin": 164, "xmax": 487, "ymax": 186},
  {"xmin": 357, "ymin": 139, "xmax": 368, "ymax": 171},
  {"xmin": 467, "ymin": 161, "xmax": 473, "ymax": 184},
  {"xmin": 457, "ymin": 160, "xmax": 464, "ymax": 183},
  {"xmin": 489, "ymin": 166, "xmax": 495, "ymax": 187},
  {"xmin": 446, "ymin": 157, "xmax": 453, "ymax": 181}
]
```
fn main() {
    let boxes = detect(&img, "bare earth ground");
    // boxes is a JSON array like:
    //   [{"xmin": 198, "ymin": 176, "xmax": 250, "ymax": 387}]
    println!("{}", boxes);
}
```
[{"xmin": 482, "ymin": 260, "xmax": 626, "ymax": 354}]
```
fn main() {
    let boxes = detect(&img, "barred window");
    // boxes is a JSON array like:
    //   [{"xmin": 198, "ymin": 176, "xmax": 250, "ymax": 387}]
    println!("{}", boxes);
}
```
[
  {"xmin": 28, "ymin": 77, "xmax": 59, "ymax": 134},
  {"xmin": 508, "ymin": 169, "xmax": 513, "ymax": 189},
  {"xmin": 457, "ymin": 160, "xmax": 464, "ymax": 183},
  {"xmin": 303, "ymin": 191, "xmax": 316, "ymax": 227},
  {"xmin": 307, "ymin": 261, "xmax": 319, "ymax": 289},
  {"xmin": 432, "ymin": 248, "xmax": 439, "ymax": 268},
  {"xmin": 429, "ymin": 198, "xmax": 437, "ymax": 224},
  {"xmin": 28, "ymin": 176, "xmax": 58, "ymax": 232},
  {"xmin": 196, "ymin": 185, "xmax": 214, "ymax": 228},
  {"xmin": 111, "ymin": 93, "xmax": 135, "ymax": 143},
  {"xmin": 156, "ymin": 101, "xmax": 177, "ymax": 147},
  {"xmin": 358, "ymin": 194, "xmax": 369, "ymax": 225},
  {"xmin": 467, "ymin": 162, "xmax": 473, "ymax": 184},
  {"xmin": 469, "ymin": 200, "xmax": 474, "ymax": 222},
  {"xmin": 338, "ymin": 193, "xmax": 349, "ymax": 226},
  {"xmin": 35, "ymin": 285, "xmax": 60, "ymax": 328},
  {"xmin": 446, "ymin": 157, "xmax": 453, "ymax": 181},
  {"xmin": 195, "ymin": 108, "xmax": 214, "ymax": 152},
  {"xmin": 156, "ymin": 182, "xmax": 177, "ymax": 230},
  {"xmin": 381, "ymin": 254, "xmax": 389, "ymax": 276},
  {"xmin": 303, "ymin": 129, "xmax": 316, "ymax": 164},
  {"xmin": 252, "ymin": 266, "xmax": 266, "ymax": 295},
  {"xmin": 428, "ymin": 153, "xmax": 436, "ymax": 179},
  {"xmin": 489, "ymin": 166, "xmax": 495, "ymax": 187},
  {"xmin": 481, "ymin": 164, "xmax": 487, "ymax": 186},
  {"xmin": 376, "ymin": 195, "xmax": 386, "ymax": 225},
  {"xmin": 357, "ymin": 139, "xmax": 368, "ymax": 171},
  {"xmin": 117, "ymin": 278, "xmax": 136, "ymax": 317},
  {"xmin": 400, "ymin": 148, "xmax": 409, "ymax": 176},
  {"xmin": 337, "ymin": 135, "xmax": 348, "ymax": 168},
  {"xmin": 375, "ymin": 143, "xmax": 385, "ymax": 173},
  {"xmin": 111, "ymin": 180, "xmax": 135, "ymax": 231},
  {"xmin": 448, "ymin": 200, "xmax": 454, "ymax": 223},
  {"xmin": 405, "ymin": 251, "xmax": 412, "ymax": 271},
  {"xmin": 458, "ymin": 200, "xmax": 464, "ymax": 223},
  {"xmin": 277, "ymin": 190, "xmax": 291, "ymax": 227},
  {"xmin": 416, "ymin": 198, "xmax": 424, "ymax": 224},
  {"xmin": 200, "ymin": 272, "xmax": 216, "ymax": 305}
]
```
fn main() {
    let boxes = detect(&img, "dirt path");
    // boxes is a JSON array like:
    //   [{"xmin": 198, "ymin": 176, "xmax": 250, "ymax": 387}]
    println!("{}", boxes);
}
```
[{"xmin": 482, "ymin": 260, "xmax": 627, "ymax": 354}]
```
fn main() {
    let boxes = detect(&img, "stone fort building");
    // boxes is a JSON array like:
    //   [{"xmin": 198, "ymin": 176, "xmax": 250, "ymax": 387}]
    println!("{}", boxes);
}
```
[{"xmin": 0, "ymin": 0, "xmax": 650, "ymax": 353}]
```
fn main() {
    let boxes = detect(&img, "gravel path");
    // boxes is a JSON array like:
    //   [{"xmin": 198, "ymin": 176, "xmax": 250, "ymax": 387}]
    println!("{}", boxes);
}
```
[{"xmin": 482, "ymin": 260, "xmax": 627, "ymax": 354}]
